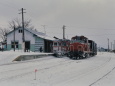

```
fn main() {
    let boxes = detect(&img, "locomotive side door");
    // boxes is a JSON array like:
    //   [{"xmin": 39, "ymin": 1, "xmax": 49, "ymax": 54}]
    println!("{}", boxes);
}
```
[
  {"xmin": 58, "ymin": 42, "xmax": 62, "ymax": 53},
  {"xmin": 53, "ymin": 42, "xmax": 58, "ymax": 54}
]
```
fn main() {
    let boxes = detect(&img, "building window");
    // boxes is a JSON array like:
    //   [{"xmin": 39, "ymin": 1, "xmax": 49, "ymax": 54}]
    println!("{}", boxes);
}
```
[
  {"xmin": 19, "ymin": 30, "xmax": 20, "ymax": 33},
  {"xmin": 19, "ymin": 29, "xmax": 23, "ymax": 33},
  {"xmin": 21, "ymin": 30, "xmax": 23, "ymax": 33},
  {"xmin": 11, "ymin": 42, "xmax": 19, "ymax": 48}
]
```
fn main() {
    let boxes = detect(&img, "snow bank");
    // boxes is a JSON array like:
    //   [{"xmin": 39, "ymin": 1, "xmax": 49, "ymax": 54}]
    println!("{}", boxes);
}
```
[{"xmin": 0, "ymin": 50, "xmax": 53, "ymax": 65}]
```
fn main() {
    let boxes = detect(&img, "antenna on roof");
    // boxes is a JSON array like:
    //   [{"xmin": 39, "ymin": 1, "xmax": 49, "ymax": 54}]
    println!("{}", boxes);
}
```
[
  {"xmin": 54, "ymin": 36, "xmax": 59, "ymax": 39},
  {"xmin": 41, "ymin": 25, "xmax": 47, "ymax": 35}
]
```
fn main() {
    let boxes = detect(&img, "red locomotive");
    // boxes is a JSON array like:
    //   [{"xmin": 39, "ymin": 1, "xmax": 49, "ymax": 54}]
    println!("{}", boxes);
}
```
[
  {"xmin": 53, "ymin": 35, "xmax": 97, "ymax": 59},
  {"xmin": 68, "ymin": 36, "xmax": 90, "ymax": 59}
]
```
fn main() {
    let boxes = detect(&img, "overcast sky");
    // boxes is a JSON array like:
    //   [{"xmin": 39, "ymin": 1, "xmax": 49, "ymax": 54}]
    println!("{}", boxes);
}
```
[{"xmin": 0, "ymin": 0, "xmax": 115, "ymax": 48}]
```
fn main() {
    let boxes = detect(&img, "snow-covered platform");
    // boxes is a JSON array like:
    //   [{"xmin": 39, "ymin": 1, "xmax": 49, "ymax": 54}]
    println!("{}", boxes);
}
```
[{"xmin": 0, "ymin": 50, "xmax": 53, "ymax": 65}]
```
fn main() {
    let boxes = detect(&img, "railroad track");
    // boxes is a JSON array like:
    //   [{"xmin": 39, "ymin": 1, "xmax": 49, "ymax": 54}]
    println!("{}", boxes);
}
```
[
  {"xmin": 55, "ymin": 56, "xmax": 112, "ymax": 86},
  {"xmin": 0, "ymin": 54, "xmax": 111, "ymax": 85},
  {"xmin": 0, "ymin": 56, "xmax": 77, "ymax": 82}
]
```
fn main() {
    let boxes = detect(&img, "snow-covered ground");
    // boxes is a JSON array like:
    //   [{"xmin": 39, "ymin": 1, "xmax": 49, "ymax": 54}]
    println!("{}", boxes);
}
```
[
  {"xmin": 0, "ymin": 50, "xmax": 52, "ymax": 65},
  {"xmin": 0, "ymin": 51, "xmax": 115, "ymax": 86}
]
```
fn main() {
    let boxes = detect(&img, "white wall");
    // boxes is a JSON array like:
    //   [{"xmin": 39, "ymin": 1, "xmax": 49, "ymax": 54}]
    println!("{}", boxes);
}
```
[
  {"xmin": 7, "ymin": 29, "xmax": 35, "ymax": 44},
  {"xmin": 24, "ymin": 30, "xmax": 35, "ymax": 44}
]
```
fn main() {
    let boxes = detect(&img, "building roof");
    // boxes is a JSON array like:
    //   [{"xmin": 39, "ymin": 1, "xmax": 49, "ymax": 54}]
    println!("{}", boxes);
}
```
[{"xmin": 7, "ymin": 28, "xmax": 55, "ymax": 41}]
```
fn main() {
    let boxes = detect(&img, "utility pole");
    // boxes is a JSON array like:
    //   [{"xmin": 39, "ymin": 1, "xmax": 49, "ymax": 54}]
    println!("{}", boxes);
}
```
[
  {"xmin": 114, "ymin": 40, "xmax": 115, "ymax": 50},
  {"xmin": 19, "ymin": 8, "xmax": 26, "ymax": 52},
  {"xmin": 67, "ymin": 35, "xmax": 68, "ymax": 39},
  {"xmin": 108, "ymin": 38, "xmax": 109, "ymax": 52},
  {"xmin": 14, "ymin": 26, "xmax": 15, "ymax": 51},
  {"xmin": 63, "ymin": 25, "xmax": 66, "ymax": 39},
  {"xmin": 111, "ymin": 42, "xmax": 112, "ymax": 51}
]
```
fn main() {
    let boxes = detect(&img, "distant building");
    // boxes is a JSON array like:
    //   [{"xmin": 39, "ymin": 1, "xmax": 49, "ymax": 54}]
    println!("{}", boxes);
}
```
[
  {"xmin": 97, "ymin": 47, "xmax": 108, "ymax": 52},
  {"xmin": 6, "ymin": 28, "xmax": 54, "ymax": 52}
]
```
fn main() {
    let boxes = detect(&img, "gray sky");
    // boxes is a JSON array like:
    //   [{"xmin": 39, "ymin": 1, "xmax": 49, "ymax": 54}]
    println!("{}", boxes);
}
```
[{"xmin": 0, "ymin": 0, "xmax": 115, "ymax": 48}]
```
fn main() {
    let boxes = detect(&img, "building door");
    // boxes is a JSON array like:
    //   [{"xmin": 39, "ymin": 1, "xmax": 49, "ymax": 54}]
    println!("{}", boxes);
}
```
[
  {"xmin": 44, "ymin": 40, "xmax": 53, "ymax": 52},
  {"xmin": 25, "ymin": 41, "xmax": 30, "ymax": 50}
]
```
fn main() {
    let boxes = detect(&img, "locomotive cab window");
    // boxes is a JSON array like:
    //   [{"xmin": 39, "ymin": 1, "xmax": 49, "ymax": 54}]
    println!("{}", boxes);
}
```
[
  {"xmin": 59, "ymin": 42, "xmax": 61, "ymax": 46},
  {"xmin": 54, "ymin": 42, "xmax": 58, "ymax": 46},
  {"xmin": 62, "ymin": 42, "xmax": 66, "ymax": 46}
]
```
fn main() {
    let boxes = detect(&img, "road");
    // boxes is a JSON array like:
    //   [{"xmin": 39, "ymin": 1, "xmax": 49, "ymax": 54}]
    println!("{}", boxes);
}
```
[{"xmin": 0, "ymin": 52, "xmax": 115, "ymax": 86}]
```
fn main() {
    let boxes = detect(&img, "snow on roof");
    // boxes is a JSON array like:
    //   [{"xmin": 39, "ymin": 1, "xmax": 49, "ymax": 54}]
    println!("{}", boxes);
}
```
[
  {"xmin": 25, "ymin": 28, "xmax": 55, "ymax": 41},
  {"xmin": 7, "ymin": 28, "xmax": 55, "ymax": 41},
  {"xmin": 25, "ymin": 28, "xmax": 54, "ymax": 40}
]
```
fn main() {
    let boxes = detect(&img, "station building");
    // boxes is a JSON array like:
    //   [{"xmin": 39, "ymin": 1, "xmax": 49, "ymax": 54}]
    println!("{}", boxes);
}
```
[{"xmin": 6, "ymin": 28, "xmax": 54, "ymax": 52}]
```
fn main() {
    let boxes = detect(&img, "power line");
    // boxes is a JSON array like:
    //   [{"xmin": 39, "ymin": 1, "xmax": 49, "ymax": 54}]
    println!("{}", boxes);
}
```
[{"xmin": 46, "ymin": 31, "xmax": 115, "ymax": 36}]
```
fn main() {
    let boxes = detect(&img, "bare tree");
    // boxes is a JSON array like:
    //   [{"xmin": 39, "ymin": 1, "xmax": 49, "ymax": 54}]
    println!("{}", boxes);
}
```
[
  {"xmin": 8, "ymin": 18, "xmax": 34, "ymax": 30},
  {"xmin": 0, "ymin": 18, "xmax": 35, "ymax": 41},
  {"xmin": 0, "ymin": 28, "xmax": 10, "ymax": 42}
]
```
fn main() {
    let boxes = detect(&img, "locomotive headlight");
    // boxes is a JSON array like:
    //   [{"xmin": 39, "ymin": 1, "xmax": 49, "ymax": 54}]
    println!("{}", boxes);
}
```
[{"xmin": 58, "ymin": 52, "xmax": 61, "ymax": 55}]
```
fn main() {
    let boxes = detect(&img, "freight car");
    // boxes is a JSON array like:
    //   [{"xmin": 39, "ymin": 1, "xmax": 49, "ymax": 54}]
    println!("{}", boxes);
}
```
[{"xmin": 88, "ymin": 40, "xmax": 97, "ymax": 56}]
